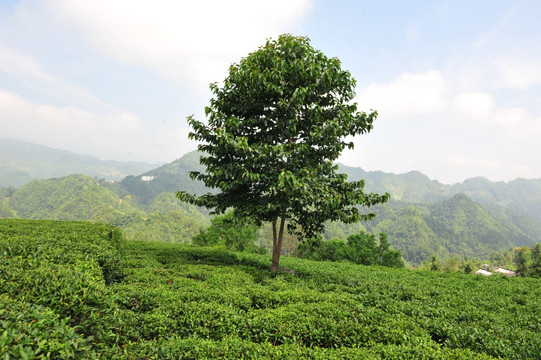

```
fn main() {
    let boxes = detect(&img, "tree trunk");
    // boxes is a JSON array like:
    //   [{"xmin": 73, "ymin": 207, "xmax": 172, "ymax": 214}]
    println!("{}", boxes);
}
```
[{"xmin": 271, "ymin": 208, "xmax": 287, "ymax": 273}]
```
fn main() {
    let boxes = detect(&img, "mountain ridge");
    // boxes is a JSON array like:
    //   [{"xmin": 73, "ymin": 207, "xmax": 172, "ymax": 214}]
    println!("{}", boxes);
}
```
[
  {"xmin": 2, "ymin": 142, "xmax": 541, "ymax": 265},
  {"xmin": 0, "ymin": 138, "xmax": 162, "ymax": 187}
]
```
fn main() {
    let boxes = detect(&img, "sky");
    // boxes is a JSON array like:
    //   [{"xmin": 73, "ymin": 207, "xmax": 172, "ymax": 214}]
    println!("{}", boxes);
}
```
[{"xmin": 1, "ymin": 0, "xmax": 540, "ymax": 184}]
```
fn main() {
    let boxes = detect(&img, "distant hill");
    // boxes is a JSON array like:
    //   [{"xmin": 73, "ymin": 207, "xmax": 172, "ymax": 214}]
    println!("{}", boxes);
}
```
[
  {"xmin": 355, "ymin": 194, "xmax": 540, "ymax": 265},
  {"xmin": 4, "ymin": 174, "xmax": 208, "ymax": 243},
  {"xmin": 0, "ymin": 138, "xmax": 161, "ymax": 188},
  {"xmin": 2, "ymin": 146, "xmax": 540, "ymax": 265},
  {"xmin": 122, "ymin": 151, "xmax": 541, "ymax": 224},
  {"xmin": 339, "ymin": 163, "xmax": 541, "ymax": 223},
  {"xmin": 338, "ymin": 165, "xmax": 448, "ymax": 203},
  {"xmin": 448, "ymin": 177, "xmax": 541, "ymax": 223},
  {"xmin": 7, "ymin": 174, "xmax": 141, "ymax": 222},
  {"xmin": 119, "ymin": 150, "xmax": 209, "ymax": 205}
]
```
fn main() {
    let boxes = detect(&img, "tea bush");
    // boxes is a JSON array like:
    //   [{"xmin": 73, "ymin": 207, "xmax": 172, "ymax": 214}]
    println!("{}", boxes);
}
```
[{"xmin": 1, "ymin": 219, "xmax": 540, "ymax": 359}]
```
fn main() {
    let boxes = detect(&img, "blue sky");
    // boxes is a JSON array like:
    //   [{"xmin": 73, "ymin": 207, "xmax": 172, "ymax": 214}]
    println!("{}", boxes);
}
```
[{"xmin": 1, "ymin": 1, "xmax": 540, "ymax": 184}]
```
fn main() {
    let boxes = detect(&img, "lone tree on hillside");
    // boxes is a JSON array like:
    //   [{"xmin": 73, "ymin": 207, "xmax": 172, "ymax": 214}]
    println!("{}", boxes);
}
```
[{"xmin": 177, "ymin": 34, "xmax": 389, "ymax": 272}]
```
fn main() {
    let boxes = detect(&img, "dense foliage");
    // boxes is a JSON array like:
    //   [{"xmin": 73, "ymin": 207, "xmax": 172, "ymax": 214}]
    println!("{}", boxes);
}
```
[
  {"xmin": 193, "ymin": 211, "xmax": 263, "ymax": 253},
  {"xmin": 0, "ymin": 219, "xmax": 124, "ymax": 358},
  {"xmin": 299, "ymin": 231, "xmax": 404, "ymax": 268},
  {"xmin": 178, "ymin": 34, "xmax": 389, "ymax": 272},
  {"xmin": 1, "ymin": 219, "xmax": 540, "ymax": 359},
  {"xmin": 2, "ymin": 171, "xmax": 540, "ymax": 267},
  {"xmin": 361, "ymin": 195, "xmax": 540, "ymax": 265}
]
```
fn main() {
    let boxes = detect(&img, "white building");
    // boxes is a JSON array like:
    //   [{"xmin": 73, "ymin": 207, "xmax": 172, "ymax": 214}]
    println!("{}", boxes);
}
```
[{"xmin": 475, "ymin": 269, "xmax": 493, "ymax": 276}]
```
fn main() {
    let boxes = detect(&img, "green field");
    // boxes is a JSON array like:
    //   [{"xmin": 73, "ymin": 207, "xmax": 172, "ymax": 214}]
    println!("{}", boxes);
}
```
[{"xmin": 1, "ymin": 219, "xmax": 540, "ymax": 359}]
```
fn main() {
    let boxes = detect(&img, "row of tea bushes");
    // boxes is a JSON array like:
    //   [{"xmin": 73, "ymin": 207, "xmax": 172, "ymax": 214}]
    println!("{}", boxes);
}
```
[
  {"xmin": 1, "ymin": 219, "xmax": 540, "ymax": 358},
  {"xmin": 0, "ymin": 219, "xmax": 124, "ymax": 358}
]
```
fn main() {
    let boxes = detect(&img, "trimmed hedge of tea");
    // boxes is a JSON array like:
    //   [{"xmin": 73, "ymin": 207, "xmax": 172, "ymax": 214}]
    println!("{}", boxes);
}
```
[{"xmin": 1, "ymin": 219, "xmax": 540, "ymax": 359}]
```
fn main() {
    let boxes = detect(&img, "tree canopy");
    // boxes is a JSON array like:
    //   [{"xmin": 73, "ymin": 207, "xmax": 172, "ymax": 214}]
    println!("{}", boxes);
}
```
[
  {"xmin": 177, "ymin": 34, "xmax": 389, "ymax": 272},
  {"xmin": 298, "ymin": 231, "xmax": 404, "ymax": 268}
]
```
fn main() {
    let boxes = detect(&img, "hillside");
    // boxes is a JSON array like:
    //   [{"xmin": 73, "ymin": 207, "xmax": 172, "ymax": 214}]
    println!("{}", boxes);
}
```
[
  {"xmin": 340, "ymin": 163, "xmax": 541, "ymax": 223},
  {"xmin": 120, "ymin": 150, "xmax": 208, "ymax": 205},
  {"xmin": 338, "ymin": 165, "xmax": 448, "ymax": 203},
  {"xmin": 0, "ymin": 138, "xmax": 160, "ymax": 188},
  {"xmin": 4, "ymin": 174, "xmax": 209, "ymax": 244},
  {"xmin": 358, "ymin": 195, "xmax": 541, "ymax": 264},
  {"xmin": 1, "ymin": 219, "xmax": 539, "ymax": 359},
  {"xmin": 3, "ymin": 171, "xmax": 540, "ymax": 266},
  {"xmin": 448, "ymin": 177, "xmax": 541, "ymax": 223},
  {"xmin": 2, "ymin": 147, "xmax": 541, "ymax": 265},
  {"xmin": 122, "ymin": 150, "xmax": 541, "ymax": 224}
]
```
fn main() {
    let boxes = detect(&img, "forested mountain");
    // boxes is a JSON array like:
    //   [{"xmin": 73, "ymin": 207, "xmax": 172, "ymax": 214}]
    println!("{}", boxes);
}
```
[
  {"xmin": 0, "ymin": 138, "xmax": 160, "ymax": 188},
  {"xmin": 120, "ymin": 150, "xmax": 208, "ymax": 205},
  {"xmin": 1, "ymin": 146, "xmax": 540, "ymax": 266},
  {"xmin": 3, "ymin": 174, "xmax": 208, "ymax": 244},
  {"xmin": 340, "ymin": 163, "xmax": 541, "ymax": 223},
  {"xmin": 356, "ymin": 195, "xmax": 540, "ymax": 264},
  {"xmin": 449, "ymin": 177, "xmax": 541, "ymax": 223}
]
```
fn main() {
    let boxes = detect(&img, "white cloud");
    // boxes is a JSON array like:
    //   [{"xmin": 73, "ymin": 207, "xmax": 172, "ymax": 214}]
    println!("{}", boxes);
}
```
[
  {"xmin": 356, "ymin": 70, "xmax": 447, "ymax": 117},
  {"xmin": 44, "ymin": 0, "xmax": 313, "ymax": 91},
  {"xmin": 454, "ymin": 91, "xmax": 495, "ymax": 119},
  {"xmin": 0, "ymin": 44, "xmax": 117, "ymax": 110},
  {"xmin": 491, "ymin": 107, "xmax": 541, "ymax": 138},
  {"xmin": 0, "ymin": 89, "xmax": 173, "ymax": 161},
  {"xmin": 0, "ymin": 44, "xmax": 56, "ymax": 84},
  {"xmin": 492, "ymin": 56, "xmax": 541, "ymax": 90}
]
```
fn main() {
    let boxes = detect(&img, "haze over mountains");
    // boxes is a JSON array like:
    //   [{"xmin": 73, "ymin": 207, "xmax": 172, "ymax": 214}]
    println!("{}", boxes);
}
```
[
  {"xmin": 0, "ymin": 139, "xmax": 161, "ymax": 188},
  {"xmin": 1, "ymin": 138, "xmax": 540, "ymax": 265}
]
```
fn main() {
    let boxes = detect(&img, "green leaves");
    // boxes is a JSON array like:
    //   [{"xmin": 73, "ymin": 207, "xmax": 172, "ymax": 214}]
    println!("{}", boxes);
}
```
[
  {"xmin": 2, "ymin": 220, "xmax": 540, "ymax": 359},
  {"xmin": 178, "ymin": 34, "xmax": 388, "ymax": 271}
]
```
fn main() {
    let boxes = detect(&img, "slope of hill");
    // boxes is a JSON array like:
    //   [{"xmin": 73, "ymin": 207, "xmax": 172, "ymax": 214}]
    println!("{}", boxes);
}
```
[
  {"xmin": 0, "ymin": 138, "xmax": 160, "ymax": 188},
  {"xmin": 339, "ymin": 164, "xmax": 448, "ymax": 202},
  {"xmin": 2, "ymin": 219, "xmax": 540, "ymax": 359},
  {"xmin": 7, "ymin": 174, "xmax": 141, "ymax": 222},
  {"xmin": 340, "ymin": 162, "xmax": 541, "ymax": 223},
  {"xmin": 2, "ymin": 146, "xmax": 541, "ymax": 265},
  {"xmin": 119, "ymin": 150, "xmax": 208, "ymax": 205},
  {"xmin": 4, "ymin": 174, "xmax": 208, "ymax": 243},
  {"xmin": 359, "ymin": 194, "xmax": 541, "ymax": 265},
  {"xmin": 448, "ymin": 177, "xmax": 541, "ymax": 223}
]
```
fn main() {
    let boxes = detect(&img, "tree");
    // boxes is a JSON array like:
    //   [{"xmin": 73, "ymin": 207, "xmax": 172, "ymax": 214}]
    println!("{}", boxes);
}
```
[
  {"xmin": 298, "ymin": 231, "xmax": 403, "ymax": 268},
  {"xmin": 514, "ymin": 246, "xmax": 531, "ymax": 277},
  {"xmin": 444, "ymin": 255, "xmax": 460, "ymax": 272},
  {"xmin": 430, "ymin": 256, "xmax": 440, "ymax": 271},
  {"xmin": 346, "ymin": 231, "xmax": 377, "ymax": 266},
  {"xmin": 193, "ymin": 211, "xmax": 261, "ymax": 252},
  {"xmin": 177, "ymin": 34, "xmax": 389, "ymax": 272},
  {"xmin": 531, "ymin": 244, "xmax": 541, "ymax": 278},
  {"xmin": 375, "ymin": 232, "xmax": 404, "ymax": 268}
]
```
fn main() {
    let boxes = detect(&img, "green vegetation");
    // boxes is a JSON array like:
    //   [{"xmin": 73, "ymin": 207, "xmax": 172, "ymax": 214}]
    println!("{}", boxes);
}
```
[
  {"xmin": 178, "ymin": 34, "xmax": 389, "ymax": 272},
  {"xmin": 0, "ymin": 219, "xmax": 123, "ymax": 358},
  {"xmin": 7, "ymin": 174, "xmax": 140, "ymax": 222},
  {"xmin": 361, "ymin": 195, "xmax": 540, "ymax": 265},
  {"xmin": 2, "ymin": 170, "xmax": 540, "ymax": 267},
  {"xmin": 299, "ymin": 231, "xmax": 404, "ymax": 268},
  {"xmin": 193, "ymin": 211, "xmax": 263, "ymax": 253},
  {"xmin": 1, "ymin": 219, "xmax": 540, "ymax": 359},
  {"xmin": 3, "ymin": 174, "xmax": 209, "ymax": 245}
]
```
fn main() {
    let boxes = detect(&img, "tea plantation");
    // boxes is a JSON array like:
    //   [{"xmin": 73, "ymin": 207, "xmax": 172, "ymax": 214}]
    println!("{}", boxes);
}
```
[{"xmin": 1, "ymin": 219, "xmax": 540, "ymax": 359}]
